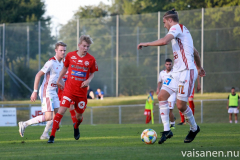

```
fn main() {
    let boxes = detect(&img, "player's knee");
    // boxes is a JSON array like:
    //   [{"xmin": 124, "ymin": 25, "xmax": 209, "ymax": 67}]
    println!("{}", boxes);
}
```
[{"xmin": 76, "ymin": 113, "xmax": 82, "ymax": 121}]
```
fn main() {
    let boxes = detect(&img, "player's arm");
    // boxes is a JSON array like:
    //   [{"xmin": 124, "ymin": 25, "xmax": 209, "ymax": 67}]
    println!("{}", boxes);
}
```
[
  {"xmin": 137, "ymin": 34, "xmax": 174, "ymax": 49},
  {"xmin": 197, "ymin": 76, "xmax": 201, "ymax": 92},
  {"xmin": 81, "ymin": 73, "xmax": 94, "ymax": 88},
  {"xmin": 57, "ymin": 66, "xmax": 68, "ymax": 90},
  {"xmin": 227, "ymin": 96, "xmax": 229, "ymax": 109},
  {"xmin": 193, "ymin": 47, "xmax": 206, "ymax": 77},
  {"xmin": 30, "ymin": 71, "xmax": 45, "ymax": 102}
]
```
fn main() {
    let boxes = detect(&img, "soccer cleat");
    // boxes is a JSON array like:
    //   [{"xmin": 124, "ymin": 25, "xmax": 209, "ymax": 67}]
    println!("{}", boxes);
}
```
[
  {"xmin": 184, "ymin": 125, "xmax": 200, "ymax": 143},
  {"xmin": 40, "ymin": 134, "xmax": 50, "ymax": 140},
  {"xmin": 57, "ymin": 127, "xmax": 60, "ymax": 131},
  {"xmin": 177, "ymin": 121, "xmax": 185, "ymax": 125},
  {"xmin": 158, "ymin": 130, "xmax": 173, "ymax": 144},
  {"xmin": 73, "ymin": 124, "xmax": 80, "ymax": 140},
  {"xmin": 48, "ymin": 136, "xmax": 55, "ymax": 143},
  {"xmin": 170, "ymin": 124, "xmax": 175, "ymax": 129},
  {"xmin": 18, "ymin": 121, "xmax": 26, "ymax": 137}
]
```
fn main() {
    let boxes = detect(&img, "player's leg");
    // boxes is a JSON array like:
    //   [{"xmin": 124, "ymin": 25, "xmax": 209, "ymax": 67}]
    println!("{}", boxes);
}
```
[
  {"xmin": 69, "ymin": 102, "xmax": 77, "ymax": 124},
  {"xmin": 158, "ymin": 88, "xmax": 173, "ymax": 144},
  {"xmin": 73, "ymin": 97, "xmax": 87, "ymax": 140},
  {"xmin": 48, "ymin": 95, "xmax": 72, "ymax": 143},
  {"xmin": 188, "ymin": 96, "xmax": 195, "ymax": 115},
  {"xmin": 228, "ymin": 107, "xmax": 233, "ymax": 123},
  {"xmin": 41, "ymin": 96, "xmax": 60, "ymax": 139},
  {"xmin": 18, "ymin": 96, "xmax": 53, "ymax": 137},
  {"xmin": 178, "ymin": 111, "xmax": 185, "ymax": 125},
  {"xmin": 234, "ymin": 108, "xmax": 238, "ymax": 123},
  {"xmin": 177, "ymin": 69, "xmax": 199, "ymax": 143},
  {"xmin": 168, "ymin": 101, "xmax": 175, "ymax": 129},
  {"xmin": 234, "ymin": 113, "xmax": 238, "ymax": 123}
]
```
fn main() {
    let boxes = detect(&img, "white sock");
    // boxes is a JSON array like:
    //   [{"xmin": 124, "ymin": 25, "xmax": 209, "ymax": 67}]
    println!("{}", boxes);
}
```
[
  {"xmin": 182, "ymin": 106, "xmax": 197, "ymax": 132},
  {"xmin": 235, "ymin": 120, "xmax": 238, "ymax": 124},
  {"xmin": 42, "ymin": 120, "xmax": 53, "ymax": 135},
  {"xmin": 170, "ymin": 121, "xmax": 175, "ymax": 125},
  {"xmin": 159, "ymin": 101, "xmax": 170, "ymax": 131},
  {"xmin": 23, "ymin": 115, "xmax": 46, "ymax": 127},
  {"xmin": 230, "ymin": 121, "xmax": 232, "ymax": 123}
]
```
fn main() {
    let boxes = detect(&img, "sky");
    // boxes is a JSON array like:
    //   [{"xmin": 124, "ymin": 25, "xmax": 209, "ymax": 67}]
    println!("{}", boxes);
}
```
[{"xmin": 43, "ymin": 0, "xmax": 112, "ymax": 35}]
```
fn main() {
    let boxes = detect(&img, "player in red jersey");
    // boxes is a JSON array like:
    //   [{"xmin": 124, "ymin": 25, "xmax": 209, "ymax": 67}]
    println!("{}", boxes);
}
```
[
  {"xmin": 57, "ymin": 70, "xmax": 78, "ymax": 125},
  {"xmin": 48, "ymin": 35, "xmax": 98, "ymax": 143}
]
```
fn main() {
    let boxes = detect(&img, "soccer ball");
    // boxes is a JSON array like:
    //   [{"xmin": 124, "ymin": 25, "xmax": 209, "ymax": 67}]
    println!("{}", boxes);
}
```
[{"xmin": 141, "ymin": 129, "xmax": 157, "ymax": 144}]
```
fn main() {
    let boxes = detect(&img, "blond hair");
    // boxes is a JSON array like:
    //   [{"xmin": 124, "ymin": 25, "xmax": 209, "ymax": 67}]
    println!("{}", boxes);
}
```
[
  {"xmin": 79, "ymin": 35, "xmax": 93, "ymax": 45},
  {"xmin": 55, "ymin": 42, "xmax": 67, "ymax": 49}
]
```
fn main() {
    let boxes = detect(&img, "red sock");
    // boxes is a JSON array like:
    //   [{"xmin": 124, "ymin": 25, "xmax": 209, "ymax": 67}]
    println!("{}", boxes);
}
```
[
  {"xmin": 189, "ymin": 100, "xmax": 195, "ymax": 115},
  {"xmin": 179, "ymin": 111, "xmax": 185, "ymax": 123},
  {"xmin": 69, "ymin": 110, "xmax": 77, "ymax": 124},
  {"xmin": 50, "ymin": 113, "xmax": 63, "ymax": 137},
  {"xmin": 74, "ymin": 117, "xmax": 83, "ymax": 129}
]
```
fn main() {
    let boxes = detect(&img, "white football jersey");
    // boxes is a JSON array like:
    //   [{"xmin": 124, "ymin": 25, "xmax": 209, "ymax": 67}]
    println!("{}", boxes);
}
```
[
  {"xmin": 158, "ymin": 69, "xmax": 176, "ymax": 101},
  {"xmin": 39, "ymin": 56, "xmax": 63, "ymax": 98},
  {"xmin": 167, "ymin": 24, "xmax": 196, "ymax": 72}
]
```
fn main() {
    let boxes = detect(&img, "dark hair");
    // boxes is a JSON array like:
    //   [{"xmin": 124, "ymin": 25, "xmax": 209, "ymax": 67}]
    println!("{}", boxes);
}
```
[
  {"xmin": 231, "ymin": 87, "xmax": 235, "ymax": 89},
  {"xmin": 165, "ymin": 58, "xmax": 172, "ymax": 63},
  {"xmin": 55, "ymin": 42, "xmax": 67, "ymax": 49},
  {"xmin": 163, "ymin": 8, "xmax": 179, "ymax": 22}
]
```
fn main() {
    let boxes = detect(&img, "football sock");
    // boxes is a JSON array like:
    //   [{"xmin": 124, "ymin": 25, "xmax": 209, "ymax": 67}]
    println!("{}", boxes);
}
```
[
  {"xmin": 182, "ymin": 106, "xmax": 197, "ymax": 132},
  {"xmin": 74, "ymin": 117, "xmax": 83, "ymax": 129},
  {"xmin": 70, "ymin": 110, "xmax": 77, "ymax": 124},
  {"xmin": 50, "ymin": 113, "xmax": 63, "ymax": 137},
  {"xmin": 189, "ymin": 100, "xmax": 195, "ymax": 115},
  {"xmin": 23, "ymin": 115, "xmax": 45, "ymax": 127},
  {"xmin": 42, "ymin": 120, "xmax": 53, "ymax": 135},
  {"xmin": 235, "ymin": 120, "xmax": 237, "ymax": 123},
  {"xmin": 179, "ymin": 111, "xmax": 185, "ymax": 123},
  {"xmin": 170, "ymin": 121, "xmax": 175, "ymax": 125},
  {"xmin": 229, "ymin": 120, "xmax": 232, "ymax": 123},
  {"xmin": 159, "ymin": 101, "xmax": 170, "ymax": 131}
]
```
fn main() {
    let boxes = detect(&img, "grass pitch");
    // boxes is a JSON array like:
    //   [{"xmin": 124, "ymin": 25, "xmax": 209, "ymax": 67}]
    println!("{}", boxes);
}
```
[{"xmin": 0, "ymin": 123, "xmax": 239, "ymax": 160}]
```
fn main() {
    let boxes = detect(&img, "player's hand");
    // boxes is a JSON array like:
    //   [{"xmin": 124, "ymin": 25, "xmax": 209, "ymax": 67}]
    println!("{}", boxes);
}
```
[
  {"xmin": 198, "ymin": 67, "xmax": 206, "ymax": 77},
  {"xmin": 197, "ymin": 84, "xmax": 201, "ymax": 92},
  {"xmin": 57, "ymin": 81, "xmax": 64, "ymax": 90},
  {"xmin": 156, "ymin": 88, "xmax": 160, "ymax": 95},
  {"xmin": 81, "ymin": 80, "xmax": 89, "ymax": 88},
  {"xmin": 137, "ymin": 43, "xmax": 148, "ymax": 50},
  {"xmin": 30, "ymin": 92, "xmax": 37, "ymax": 102}
]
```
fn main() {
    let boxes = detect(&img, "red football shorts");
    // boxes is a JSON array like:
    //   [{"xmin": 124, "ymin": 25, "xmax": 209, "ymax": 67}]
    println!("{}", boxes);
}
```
[
  {"xmin": 58, "ymin": 90, "xmax": 75, "ymax": 105},
  {"xmin": 60, "ymin": 92, "xmax": 87, "ymax": 114}
]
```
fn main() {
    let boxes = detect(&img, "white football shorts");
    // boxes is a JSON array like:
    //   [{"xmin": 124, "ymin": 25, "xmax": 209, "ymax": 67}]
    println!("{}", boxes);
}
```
[
  {"xmin": 41, "ymin": 93, "xmax": 60, "ymax": 112},
  {"xmin": 228, "ymin": 108, "xmax": 239, "ymax": 114}
]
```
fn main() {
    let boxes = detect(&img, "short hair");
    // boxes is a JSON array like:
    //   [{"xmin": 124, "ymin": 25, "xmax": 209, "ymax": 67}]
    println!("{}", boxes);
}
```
[
  {"xmin": 163, "ymin": 8, "xmax": 179, "ymax": 22},
  {"xmin": 231, "ymin": 87, "xmax": 235, "ymax": 89},
  {"xmin": 55, "ymin": 42, "xmax": 67, "ymax": 49},
  {"xmin": 79, "ymin": 35, "xmax": 93, "ymax": 45},
  {"xmin": 165, "ymin": 58, "xmax": 172, "ymax": 63}
]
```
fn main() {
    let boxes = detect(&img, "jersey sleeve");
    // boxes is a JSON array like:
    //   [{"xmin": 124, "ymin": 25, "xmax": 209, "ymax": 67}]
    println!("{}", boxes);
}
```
[
  {"xmin": 158, "ymin": 72, "xmax": 162, "ymax": 82},
  {"xmin": 167, "ymin": 25, "xmax": 181, "ymax": 38},
  {"xmin": 64, "ymin": 54, "xmax": 70, "ymax": 68},
  {"xmin": 41, "ymin": 60, "xmax": 52, "ymax": 73},
  {"xmin": 90, "ymin": 58, "xmax": 98, "ymax": 73}
]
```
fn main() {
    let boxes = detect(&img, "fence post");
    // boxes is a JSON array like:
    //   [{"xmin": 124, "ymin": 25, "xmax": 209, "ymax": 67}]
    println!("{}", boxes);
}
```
[
  {"xmin": 119, "ymin": 106, "xmax": 121, "ymax": 124},
  {"xmin": 201, "ymin": 100, "xmax": 203, "ymax": 123},
  {"xmin": 2, "ymin": 23, "xmax": 5, "ymax": 101},
  {"xmin": 90, "ymin": 107, "xmax": 93, "ymax": 125},
  {"xmin": 201, "ymin": 8, "xmax": 204, "ymax": 94},
  {"xmin": 38, "ymin": 21, "xmax": 41, "ymax": 71},
  {"xmin": 116, "ymin": 15, "xmax": 119, "ymax": 97},
  {"xmin": 77, "ymin": 17, "xmax": 79, "ymax": 49},
  {"xmin": 157, "ymin": 11, "xmax": 161, "ymax": 83}
]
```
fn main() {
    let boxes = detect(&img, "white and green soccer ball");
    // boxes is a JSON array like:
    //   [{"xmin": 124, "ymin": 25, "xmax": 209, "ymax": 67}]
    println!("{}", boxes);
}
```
[{"xmin": 141, "ymin": 129, "xmax": 157, "ymax": 144}]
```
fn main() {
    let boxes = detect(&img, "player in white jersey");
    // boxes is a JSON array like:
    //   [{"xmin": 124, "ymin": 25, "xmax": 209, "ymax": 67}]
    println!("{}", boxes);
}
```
[
  {"xmin": 137, "ymin": 9, "xmax": 205, "ymax": 144},
  {"xmin": 157, "ymin": 59, "xmax": 176, "ymax": 129},
  {"xmin": 18, "ymin": 42, "xmax": 67, "ymax": 138}
]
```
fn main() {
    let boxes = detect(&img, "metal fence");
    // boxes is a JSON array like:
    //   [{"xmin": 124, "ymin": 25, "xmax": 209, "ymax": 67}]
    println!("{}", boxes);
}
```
[
  {"xmin": 1, "ymin": 6, "xmax": 240, "ymax": 100},
  {"xmin": 1, "ymin": 99, "xmax": 230, "ymax": 125}
]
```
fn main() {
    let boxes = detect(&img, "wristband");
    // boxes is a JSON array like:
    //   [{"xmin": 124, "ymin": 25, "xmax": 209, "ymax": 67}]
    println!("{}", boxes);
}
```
[{"xmin": 33, "ymin": 89, "xmax": 38, "ymax": 92}]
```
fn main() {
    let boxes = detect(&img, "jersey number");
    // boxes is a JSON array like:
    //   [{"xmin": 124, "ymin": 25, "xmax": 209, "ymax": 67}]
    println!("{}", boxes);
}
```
[
  {"xmin": 178, "ymin": 85, "xmax": 185, "ymax": 94},
  {"xmin": 62, "ymin": 100, "xmax": 66, "ymax": 104},
  {"xmin": 163, "ymin": 78, "xmax": 172, "ymax": 85}
]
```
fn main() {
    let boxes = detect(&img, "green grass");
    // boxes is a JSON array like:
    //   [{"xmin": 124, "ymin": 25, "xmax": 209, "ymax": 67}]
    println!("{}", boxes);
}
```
[{"xmin": 0, "ymin": 124, "xmax": 239, "ymax": 160}]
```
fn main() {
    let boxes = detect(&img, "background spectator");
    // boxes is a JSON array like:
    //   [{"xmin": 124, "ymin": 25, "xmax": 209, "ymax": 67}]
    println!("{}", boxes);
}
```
[{"xmin": 95, "ymin": 88, "xmax": 104, "ymax": 100}]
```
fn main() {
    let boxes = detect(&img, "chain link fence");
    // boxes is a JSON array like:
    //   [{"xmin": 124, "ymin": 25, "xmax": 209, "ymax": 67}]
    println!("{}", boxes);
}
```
[{"xmin": 0, "ymin": 6, "xmax": 240, "ymax": 100}]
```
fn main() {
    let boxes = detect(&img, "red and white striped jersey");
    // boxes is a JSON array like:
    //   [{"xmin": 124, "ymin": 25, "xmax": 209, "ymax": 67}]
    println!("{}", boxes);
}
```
[
  {"xmin": 39, "ymin": 56, "xmax": 63, "ymax": 98},
  {"xmin": 167, "ymin": 24, "xmax": 196, "ymax": 72}
]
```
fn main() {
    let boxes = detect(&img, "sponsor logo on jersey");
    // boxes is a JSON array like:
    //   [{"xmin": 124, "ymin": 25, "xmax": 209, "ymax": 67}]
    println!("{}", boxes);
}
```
[
  {"xmin": 75, "ymin": 77, "xmax": 86, "ymax": 81},
  {"xmin": 84, "ymin": 61, "xmax": 89, "ymax": 66},
  {"xmin": 71, "ymin": 70, "xmax": 87, "ymax": 77},
  {"xmin": 71, "ymin": 56, "xmax": 77, "ymax": 59},
  {"xmin": 78, "ymin": 60, "xmax": 83, "ymax": 63},
  {"xmin": 71, "ymin": 65, "xmax": 89, "ymax": 71},
  {"xmin": 78, "ymin": 101, "xmax": 85, "ymax": 109},
  {"xmin": 73, "ymin": 60, "xmax": 76, "ymax": 63},
  {"xmin": 170, "ymin": 28, "xmax": 176, "ymax": 30},
  {"xmin": 63, "ymin": 96, "xmax": 71, "ymax": 102}
]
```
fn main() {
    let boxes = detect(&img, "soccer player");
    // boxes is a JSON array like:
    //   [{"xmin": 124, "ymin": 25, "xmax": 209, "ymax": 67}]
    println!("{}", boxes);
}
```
[
  {"xmin": 157, "ymin": 58, "xmax": 176, "ymax": 129},
  {"xmin": 227, "ymin": 87, "xmax": 239, "ymax": 123},
  {"xmin": 137, "ymin": 9, "xmax": 205, "ymax": 144},
  {"xmin": 144, "ymin": 90, "xmax": 154, "ymax": 124},
  {"xmin": 18, "ymin": 42, "xmax": 67, "ymax": 138},
  {"xmin": 48, "ymin": 35, "xmax": 98, "ymax": 143},
  {"xmin": 178, "ymin": 76, "xmax": 201, "ymax": 125}
]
